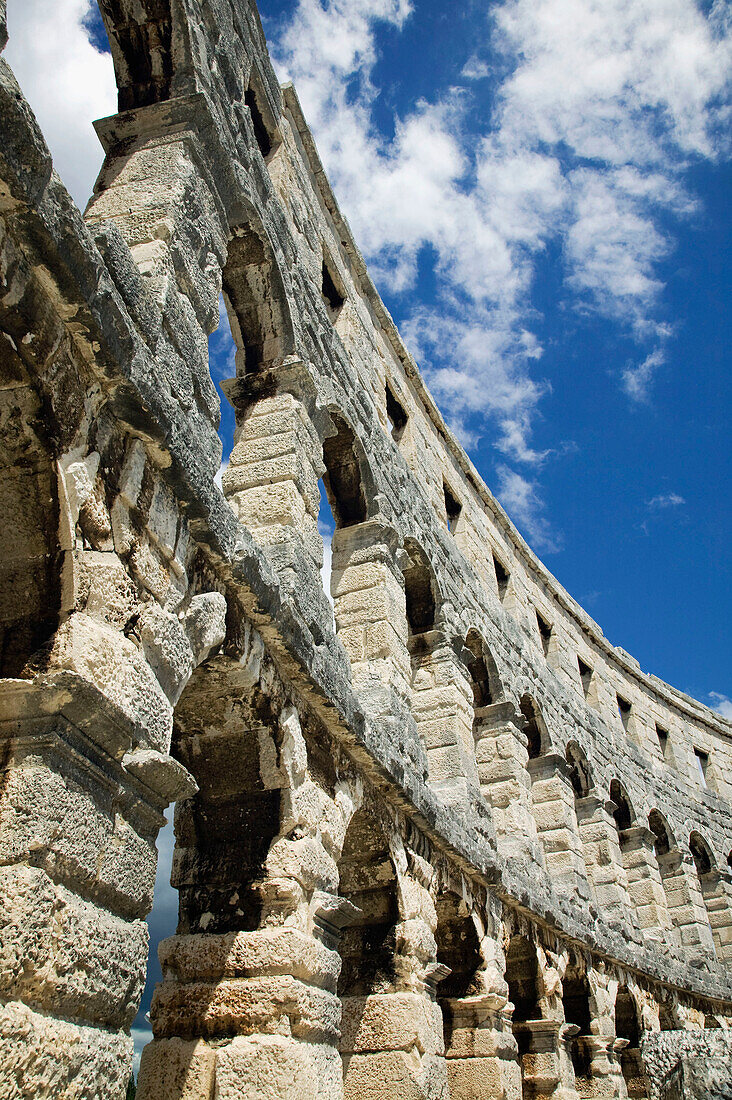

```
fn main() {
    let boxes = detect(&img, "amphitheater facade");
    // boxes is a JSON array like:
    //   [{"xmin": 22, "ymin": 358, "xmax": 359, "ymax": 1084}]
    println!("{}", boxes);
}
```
[{"xmin": 0, "ymin": 1, "xmax": 731, "ymax": 1097}]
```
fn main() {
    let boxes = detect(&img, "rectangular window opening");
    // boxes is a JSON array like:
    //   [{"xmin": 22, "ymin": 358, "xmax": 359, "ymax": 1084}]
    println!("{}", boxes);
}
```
[
  {"xmin": 444, "ymin": 483, "xmax": 462, "ymax": 533},
  {"xmin": 322, "ymin": 258, "xmax": 345, "ymax": 314},
  {"xmin": 694, "ymin": 748, "xmax": 709, "ymax": 788},
  {"xmin": 577, "ymin": 657, "xmax": 593, "ymax": 698},
  {"xmin": 493, "ymin": 555, "xmax": 510, "ymax": 602},
  {"xmin": 656, "ymin": 724, "xmax": 670, "ymax": 759},
  {"xmin": 535, "ymin": 610, "xmax": 553, "ymax": 657},
  {"xmin": 385, "ymin": 382, "xmax": 408, "ymax": 442},
  {"xmin": 617, "ymin": 694, "xmax": 632, "ymax": 731},
  {"xmin": 245, "ymin": 86, "xmax": 272, "ymax": 158}
]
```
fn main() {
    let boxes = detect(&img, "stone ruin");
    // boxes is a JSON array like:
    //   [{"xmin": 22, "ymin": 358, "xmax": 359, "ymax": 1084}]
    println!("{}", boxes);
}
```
[{"xmin": 0, "ymin": 1, "xmax": 731, "ymax": 1097}]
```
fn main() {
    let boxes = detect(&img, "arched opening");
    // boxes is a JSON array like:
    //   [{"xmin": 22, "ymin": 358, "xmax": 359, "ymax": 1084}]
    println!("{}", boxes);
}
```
[
  {"xmin": 434, "ymin": 892, "xmax": 483, "ymax": 1063},
  {"xmin": 222, "ymin": 222, "xmax": 293, "ymax": 377},
  {"xmin": 402, "ymin": 539, "xmax": 436, "ymax": 639},
  {"xmin": 519, "ymin": 695, "xmax": 545, "ymax": 761},
  {"xmin": 649, "ymin": 811, "xmax": 714, "ymax": 954},
  {"xmin": 615, "ymin": 986, "xmax": 646, "ymax": 1099},
  {"xmin": 337, "ymin": 807, "xmax": 403, "ymax": 1096},
  {"xmin": 464, "ymin": 629, "xmax": 502, "ymax": 711},
  {"xmin": 610, "ymin": 780, "xmax": 635, "ymax": 833},
  {"xmin": 337, "ymin": 808, "xmax": 399, "ymax": 1000},
  {"xmin": 562, "ymin": 966, "xmax": 593, "ymax": 1091},
  {"xmin": 659, "ymin": 1002, "xmax": 676, "ymax": 1031},
  {"xmin": 690, "ymin": 831, "xmax": 732, "ymax": 960},
  {"xmin": 506, "ymin": 936, "xmax": 541, "ymax": 1024},
  {"xmin": 566, "ymin": 742, "xmax": 593, "ymax": 800},
  {"xmin": 506, "ymin": 936, "xmax": 542, "ymax": 1096},
  {"xmin": 322, "ymin": 415, "xmax": 368, "ymax": 529}
]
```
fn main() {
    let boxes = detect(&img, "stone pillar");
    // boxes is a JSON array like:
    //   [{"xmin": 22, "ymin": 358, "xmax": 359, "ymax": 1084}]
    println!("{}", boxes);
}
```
[
  {"xmin": 575, "ymin": 793, "xmax": 633, "ymax": 919},
  {"xmin": 699, "ymin": 869, "xmax": 732, "ymax": 963},
  {"xmin": 528, "ymin": 755, "xmax": 591, "ymax": 900},
  {"xmin": 137, "ymin": 687, "xmax": 348, "ymax": 1100},
  {"xmin": 340, "ymin": 857, "xmax": 448, "ymax": 1100},
  {"xmin": 443, "ymin": 993, "xmax": 522, "ymax": 1100},
  {"xmin": 409, "ymin": 630, "xmax": 479, "ymax": 802},
  {"xmin": 474, "ymin": 701, "xmax": 544, "ymax": 865},
  {"xmin": 0, "ymin": 671, "xmax": 193, "ymax": 1097},
  {"xmin": 514, "ymin": 1019, "xmax": 580, "ymax": 1099},
  {"xmin": 581, "ymin": 1036, "xmax": 628, "ymax": 1099},
  {"xmin": 657, "ymin": 848, "xmax": 716, "ymax": 958},
  {"xmin": 86, "ymin": 96, "xmax": 228, "ymax": 480},
  {"xmin": 222, "ymin": 375, "xmax": 325, "ymax": 587},
  {"xmin": 619, "ymin": 826, "xmax": 673, "ymax": 940}
]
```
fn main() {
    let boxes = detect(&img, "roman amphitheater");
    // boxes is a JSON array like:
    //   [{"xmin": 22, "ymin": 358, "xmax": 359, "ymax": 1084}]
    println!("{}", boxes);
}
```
[{"xmin": 0, "ymin": 1, "xmax": 731, "ymax": 1097}]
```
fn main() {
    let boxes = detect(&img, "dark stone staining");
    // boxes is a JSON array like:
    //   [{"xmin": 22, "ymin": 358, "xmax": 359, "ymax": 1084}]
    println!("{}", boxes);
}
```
[
  {"xmin": 337, "ymin": 808, "xmax": 398, "ymax": 997},
  {"xmin": 322, "ymin": 417, "xmax": 367, "ymax": 528},
  {"xmin": 690, "ymin": 832, "xmax": 713, "ymax": 876},
  {"xmin": 98, "ymin": 0, "xmax": 174, "ymax": 111},
  {"xmin": 649, "ymin": 810, "xmax": 671, "ymax": 858}
]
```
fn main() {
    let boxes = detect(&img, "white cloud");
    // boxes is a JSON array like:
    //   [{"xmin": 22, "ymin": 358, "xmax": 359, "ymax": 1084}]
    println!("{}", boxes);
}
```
[
  {"xmin": 270, "ymin": 0, "xmax": 732, "ymax": 476},
  {"xmin": 494, "ymin": 464, "xmax": 562, "ymax": 552},
  {"xmin": 4, "ymin": 0, "xmax": 115, "ymax": 209},
  {"xmin": 647, "ymin": 491, "xmax": 686, "ymax": 509},
  {"xmin": 708, "ymin": 692, "xmax": 732, "ymax": 721}
]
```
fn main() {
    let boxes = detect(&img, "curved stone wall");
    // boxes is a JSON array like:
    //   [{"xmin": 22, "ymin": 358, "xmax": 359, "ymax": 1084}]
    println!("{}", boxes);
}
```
[{"xmin": 0, "ymin": 0, "xmax": 730, "ymax": 1097}]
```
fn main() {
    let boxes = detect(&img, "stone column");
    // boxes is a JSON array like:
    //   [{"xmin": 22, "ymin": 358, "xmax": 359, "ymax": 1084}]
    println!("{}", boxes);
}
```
[
  {"xmin": 409, "ymin": 630, "xmax": 479, "ymax": 803},
  {"xmin": 137, "ymin": 686, "xmax": 349, "ymax": 1100},
  {"xmin": 657, "ymin": 848, "xmax": 716, "ymax": 958},
  {"xmin": 699, "ymin": 868, "xmax": 732, "ymax": 963},
  {"xmin": 528, "ymin": 755, "xmax": 591, "ymax": 900},
  {"xmin": 340, "ymin": 858, "xmax": 448, "ymax": 1100},
  {"xmin": 514, "ymin": 1018, "xmax": 580, "ymax": 1099},
  {"xmin": 474, "ymin": 701, "xmax": 544, "ymax": 865},
  {"xmin": 0, "ymin": 671, "xmax": 193, "ymax": 1097},
  {"xmin": 86, "ymin": 96, "xmax": 229, "ymax": 481},
  {"xmin": 575, "ymin": 793, "xmax": 633, "ymax": 918},
  {"xmin": 618, "ymin": 826, "xmax": 673, "ymax": 940},
  {"xmin": 443, "ymin": 993, "xmax": 522, "ymax": 1100},
  {"xmin": 581, "ymin": 1036, "xmax": 628, "ymax": 1099},
  {"xmin": 222, "ymin": 367, "xmax": 325, "ymax": 588}
]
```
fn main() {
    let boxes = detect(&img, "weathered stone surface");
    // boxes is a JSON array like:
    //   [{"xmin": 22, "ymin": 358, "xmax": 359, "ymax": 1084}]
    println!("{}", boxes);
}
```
[{"xmin": 0, "ymin": 0, "xmax": 731, "ymax": 1098}]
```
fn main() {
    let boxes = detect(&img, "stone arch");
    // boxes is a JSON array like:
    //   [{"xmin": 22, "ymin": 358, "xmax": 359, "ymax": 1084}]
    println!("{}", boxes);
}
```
[
  {"xmin": 689, "ymin": 830, "xmax": 732, "ymax": 960},
  {"xmin": 464, "ymin": 628, "xmax": 504, "ymax": 709},
  {"xmin": 649, "ymin": 812, "xmax": 715, "ymax": 957},
  {"xmin": 519, "ymin": 694, "xmax": 549, "ymax": 760},
  {"xmin": 401, "ymin": 538, "xmax": 437, "ymax": 638},
  {"xmin": 222, "ymin": 219, "xmax": 296, "ymax": 377},
  {"xmin": 321, "ymin": 412, "xmax": 370, "ymax": 529},
  {"xmin": 566, "ymin": 741, "xmax": 593, "ymax": 799},
  {"xmin": 615, "ymin": 984, "xmax": 646, "ymax": 1098},
  {"xmin": 689, "ymin": 831, "xmax": 715, "ymax": 875},
  {"xmin": 435, "ymin": 891, "xmax": 483, "ymax": 1060},
  {"xmin": 506, "ymin": 935, "xmax": 541, "ymax": 1024},
  {"xmin": 562, "ymin": 963, "xmax": 594, "ymax": 1088},
  {"xmin": 609, "ymin": 779, "xmax": 635, "ymax": 832},
  {"xmin": 337, "ymin": 806, "xmax": 399, "ymax": 999},
  {"xmin": 97, "ymin": 0, "xmax": 189, "ymax": 112}
]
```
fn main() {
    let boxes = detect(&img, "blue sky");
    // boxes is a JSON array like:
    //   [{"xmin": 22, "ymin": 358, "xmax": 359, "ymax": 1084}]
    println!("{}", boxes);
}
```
[{"xmin": 4, "ymin": 0, "xmax": 730, "ymax": 1071}]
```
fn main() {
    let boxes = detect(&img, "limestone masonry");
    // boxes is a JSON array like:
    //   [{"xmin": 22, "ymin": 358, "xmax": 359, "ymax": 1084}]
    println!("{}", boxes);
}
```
[{"xmin": 0, "ymin": 1, "xmax": 731, "ymax": 1097}]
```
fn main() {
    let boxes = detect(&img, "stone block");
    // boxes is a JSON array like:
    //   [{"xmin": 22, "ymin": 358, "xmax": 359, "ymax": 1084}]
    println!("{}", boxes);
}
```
[
  {"xmin": 214, "ymin": 1034, "xmax": 320, "ymax": 1100},
  {"xmin": 137, "ymin": 1037, "xmax": 216, "ymax": 1100}
]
